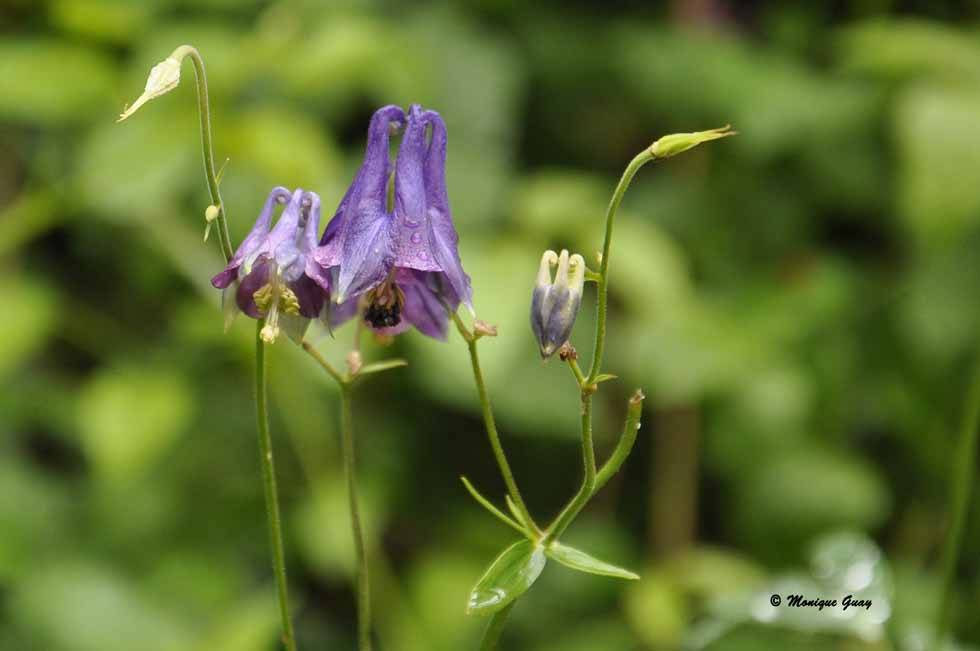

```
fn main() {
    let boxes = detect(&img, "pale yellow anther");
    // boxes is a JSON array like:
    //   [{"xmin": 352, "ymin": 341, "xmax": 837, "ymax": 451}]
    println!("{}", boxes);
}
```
[
  {"xmin": 253, "ymin": 283, "xmax": 274, "ymax": 313},
  {"xmin": 260, "ymin": 323, "xmax": 280, "ymax": 343}
]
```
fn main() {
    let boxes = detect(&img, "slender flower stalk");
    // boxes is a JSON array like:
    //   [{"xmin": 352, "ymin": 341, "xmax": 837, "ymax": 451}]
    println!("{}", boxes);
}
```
[
  {"xmin": 118, "ymin": 45, "xmax": 233, "ymax": 261},
  {"xmin": 934, "ymin": 342, "xmax": 980, "ymax": 648},
  {"xmin": 177, "ymin": 45, "xmax": 234, "ymax": 263},
  {"xmin": 301, "ymin": 339, "xmax": 406, "ymax": 651},
  {"xmin": 341, "ymin": 383, "xmax": 372, "ymax": 651},
  {"xmin": 586, "ymin": 150, "xmax": 653, "ymax": 384},
  {"xmin": 451, "ymin": 312, "xmax": 540, "ymax": 535},
  {"xmin": 118, "ymin": 45, "xmax": 301, "ymax": 651},
  {"xmin": 546, "ymin": 396, "xmax": 596, "ymax": 541},
  {"xmin": 463, "ymin": 127, "xmax": 732, "ymax": 649},
  {"xmin": 595, "ymin": 390, "xmax": 645, "ymax": 492},
  {"xmin": 255, "ymin": 320, "xmax": 297, "ymax": 651}
]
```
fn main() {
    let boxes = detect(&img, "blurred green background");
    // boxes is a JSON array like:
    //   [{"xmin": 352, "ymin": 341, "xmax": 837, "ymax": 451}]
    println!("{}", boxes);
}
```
[{"xmin": 3, "ymin": 0, "xmax": 980, "ymax": 649}]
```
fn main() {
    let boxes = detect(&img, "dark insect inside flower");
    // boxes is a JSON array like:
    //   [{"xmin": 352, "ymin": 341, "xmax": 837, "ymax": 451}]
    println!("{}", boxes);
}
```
[{"xmin": 363, "ymin": 277, "xmax": 405, "ymax": 328}]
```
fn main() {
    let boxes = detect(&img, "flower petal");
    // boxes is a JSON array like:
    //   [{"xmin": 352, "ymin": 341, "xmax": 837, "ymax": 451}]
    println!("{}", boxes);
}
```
[
  {"xmin": 331, "ymin": 106, "xmax": 405, "ymax": 301},
  {"xmin": 399, "ymin": 274, "xmax": 450, "ymax": 340},
  {"xmin": 316, "ymin": 105, "xmax": 404, "ymax": 272},
  {"xmin": 270, "ymin": 188, "xmax": 305, "ymax": 278},
  {"xmin": 211, "ymin": 186, "xmax": 289, "ymax": 288},
  {"xmin": 422, "ymin": 110, "xmax": 472, "ymax": 309},
  {"xmin": 392, "ymin": 104, "xmax": 440, "ymax": 272},
  {"xmin": 290, "ymin": 274, "xmax": 325, "ymax": 319},
  {"xmin": 236, "ymin": 262, "xmax": 270, "ymax": 318},
  {"xmin": 322, "ymin": 294, "xmax": 360, "ymax": 332}
]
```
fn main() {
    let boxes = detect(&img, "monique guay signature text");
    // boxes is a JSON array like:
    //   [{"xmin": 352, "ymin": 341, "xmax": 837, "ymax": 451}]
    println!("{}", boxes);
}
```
[{"xmin": 784, "ymin": 594, "xmax": 872, "ymax": 611}]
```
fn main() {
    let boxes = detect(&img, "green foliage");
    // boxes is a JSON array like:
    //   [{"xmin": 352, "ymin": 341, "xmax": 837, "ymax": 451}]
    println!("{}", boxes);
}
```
[
  {"xmin": 467, "ymin": 540, "xmax": 547, "ymax": 615},
  {"xmin": 545, "ymin": 542, "xmax": 638, "ymax": 580}
]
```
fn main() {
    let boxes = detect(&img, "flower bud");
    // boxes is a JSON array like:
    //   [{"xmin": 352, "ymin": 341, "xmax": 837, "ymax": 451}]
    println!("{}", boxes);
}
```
[
  {"xmin": 117, "ymin": 52, "xmax": 183, "ymax": 122},
  {"xmin": 530, "ymin": 249, "xmax": 586, "ymax": 359},
  {"xmin": 649, "ymin": 125, "xmax": 736, "ymax": 159},
  {"xmin": 203, "ymin": 204, "xmax": 220, "ymax": 242}
]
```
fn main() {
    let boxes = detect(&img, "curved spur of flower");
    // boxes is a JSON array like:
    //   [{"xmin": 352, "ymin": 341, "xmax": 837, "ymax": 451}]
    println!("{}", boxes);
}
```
[
  {"xmin": 314, "ymin": 105, "xmax": 406, "ymax": 303},
  {"xmin": 212, "ymin": 187, "xmax": 327, "ymax": 343},
  {"xmin": 315, "ymin": 103, "xmax": 473, "ymax": 341},
  {"xmin": 418, "ymin": 108, "xmax": 472, "ymax": 312}
]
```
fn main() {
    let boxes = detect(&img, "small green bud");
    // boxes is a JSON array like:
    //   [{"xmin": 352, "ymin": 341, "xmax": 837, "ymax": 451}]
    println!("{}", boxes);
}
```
[
  {"xmin": 203, "ymin": 204, "xmax": 220, "ymax": 242},
  {"xmin": 649, "ymin": 125, "xmax": 736, "ymax": 159}
]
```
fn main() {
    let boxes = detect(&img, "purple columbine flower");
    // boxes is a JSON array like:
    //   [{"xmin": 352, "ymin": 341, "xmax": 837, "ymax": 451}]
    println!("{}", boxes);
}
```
[
  {"xmin": 314, "ymin": 104, "xmax": 472, "ymax": 340},
  {"xmin": 212, "ymin": 187, "xmax": 329, "ymax": 343}
]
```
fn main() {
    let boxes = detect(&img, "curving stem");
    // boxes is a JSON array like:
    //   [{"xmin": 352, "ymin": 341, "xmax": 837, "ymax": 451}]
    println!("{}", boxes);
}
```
[
  {"xmin": 586, "ymin": 150, "xmax": 654, "ymax": 384},
  {"xmin": 341, "ymin": 382, "xmax": 373, "ymax": 651},
  {"xmin": 255, "ymin": 320, "xmax": 298, "ymax": 651},
  {"xmin": 451, "ymin": 311, "xmax": 540, "ymax": 536},
  {"xmin": 171, "ymin": 44, "xmax": 234, "ymax": 262}
]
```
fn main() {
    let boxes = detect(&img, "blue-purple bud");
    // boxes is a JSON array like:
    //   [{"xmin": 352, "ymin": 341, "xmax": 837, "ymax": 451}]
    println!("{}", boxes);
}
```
[{"xmin": 530, "ymin": 249, "xmax": 586, "ymax": 359}]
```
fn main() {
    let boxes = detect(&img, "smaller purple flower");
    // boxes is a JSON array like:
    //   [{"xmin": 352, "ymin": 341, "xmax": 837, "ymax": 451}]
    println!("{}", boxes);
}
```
[
  {"xmin": 314, "ymin": 104, "xmax": 472, "ymax": 340},
  {"xmin": 530, "ymin": 249, "xmax": 585, "ymax": 358},
  {"xmin": 212, "ymin": 187, "xmax": 329, "ymax": 343}
]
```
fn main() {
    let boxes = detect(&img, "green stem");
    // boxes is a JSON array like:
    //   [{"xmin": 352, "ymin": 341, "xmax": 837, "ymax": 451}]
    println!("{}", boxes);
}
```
[
  {"xmin": 255, "ymin": 321, "xmax": 297, "ymax": 651},
  {"xmin": 934, "ymin": 346, "xmax": 980, "ymax": 648},
  {"xmin": 595, "ymin": 390, "xmax": 645, "ymax": 492},
  {"xmin": 567, "ymin": 357, "xmax": 586, "ymax": 387},
  {"xmin": 173, "ymin": 44, "xmax": 234, "ymax": 262},
  {"xmin": 547, "ymin": 396, "xmax": 596, "ymax": 541},
  {"xmin": 479, "ymin": 603, "xmax": 515, "ymax": 651},
  {"xmin": 452, "ymin": 312, "xmax": 539, "ymax": 535},
  {"xmin": 586, "ymin": 150, "xmax": 655, "ymax": 384},
  {"xmin": 341, "ymin": 383, "xmax": 372, "ymax": 651},
  {"xmin": 301, "ymin": 340, "xmax": 345, "ymax": 384}
]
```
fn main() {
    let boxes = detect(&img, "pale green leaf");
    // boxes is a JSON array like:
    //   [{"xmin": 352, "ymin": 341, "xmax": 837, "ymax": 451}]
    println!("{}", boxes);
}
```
[
  {"xmin": 460, "ymin": 477, "xmax": 525, "ymax": 535},
  {"xmin": 467, "ymin": 540, "xmax": 546, "ymax": 615},
  {"xmin": 359, "ymin": 359, "xmax": 409, "ymax": 376},
  {"xmin": 546, "ymin": 542, "xmax": 639, "ymax": 580}
]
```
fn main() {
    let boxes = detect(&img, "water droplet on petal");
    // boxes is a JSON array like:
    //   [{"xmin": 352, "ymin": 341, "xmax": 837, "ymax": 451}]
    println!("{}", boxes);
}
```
[
  {"xmin": 404, "ymin": 218, "xmax": 420, "ymax": 228},
  {"xmin": 418, "ymin": 251, "xmax": 428, "ymax": 261},
  {"xmin": 410, "ymin": 233, "xmax": 422, "ymax": 244}
]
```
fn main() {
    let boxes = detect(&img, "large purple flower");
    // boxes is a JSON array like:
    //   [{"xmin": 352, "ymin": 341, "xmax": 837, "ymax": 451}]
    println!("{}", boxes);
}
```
[
  {"xmin": 314, "ymin": 104, "xmax": 472, "ymax": 340},
  {"xmin": 212, "ymin": 187, "xmax": 329, "ymax": 343}
]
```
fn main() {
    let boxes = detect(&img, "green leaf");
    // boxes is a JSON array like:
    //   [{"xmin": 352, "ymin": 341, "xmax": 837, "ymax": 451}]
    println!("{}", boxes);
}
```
[
  {"xmin": 594, "ymin": 373, "xmax": 618, "ymax": 384},
  {"xmin": 467, "ymin": 540, "xmax": 546, "ymax": 615},
  {"xmin": 546, "ymin": 542, "xmax": 639, "ymax": 580},
  {"xmin": 460, "ymin": 477, "xmax": 526, "ymax": 535},
  {"xmin": 358, "ymin": 359, "xmax": 408, "ymax": 376}
]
